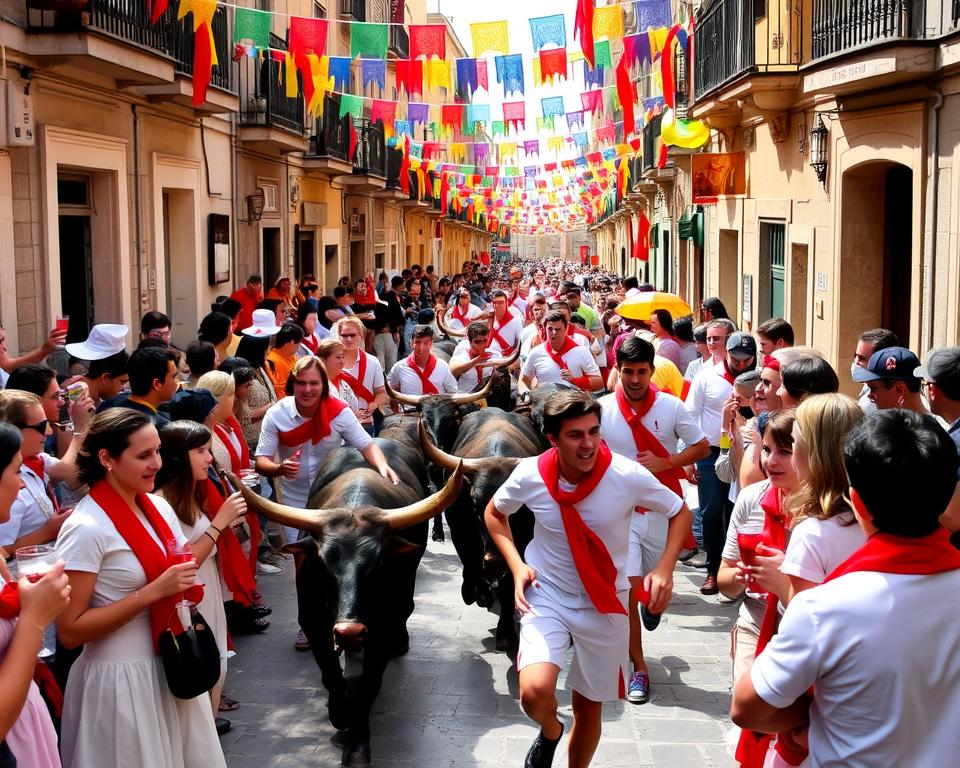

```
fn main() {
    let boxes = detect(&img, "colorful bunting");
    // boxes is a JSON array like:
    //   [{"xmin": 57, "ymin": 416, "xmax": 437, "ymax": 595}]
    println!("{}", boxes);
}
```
[
  {"xmin": 410, "ymin": 24, "xmax": 446, "ymax": 60},
  {"xmin": 566, "ymin": 111, "xmax": 584, "ymax": 129},
  {"xmin": 495, "ymin": 54, "xmax": 524, "ymax": 96},
  {"xmin": 502, "ymin": 101, "xmax": 525, "ymax": 132},
  {"xmin": 350, "ymin": 22, "xmax": 387, "ymax": 59},
  {"xmin": 541, "ymin": 96, "xmax": 565, "ymax": 119},
  {"xmin": 593, "ymin": 40, "xmax": 612, "ymax": 69},
  {"xmin": 177, "ymin": 0, "xmax": 219, "ymax": 106},
  {"xmin": 581, "ymin": 89, "xmax": 603, "ymax": 116},
  {"xmin": 329, "ymin": 57, "xmax": 351, "ymax": 91},
  {"xmin": 425, "ymin": 58, "xmax": 451, "ymax": 90},
  {"xmin": 339, "ymin": 93, "xmax": 364, "ymax": 119},
  {"xmin": 529, "ymin": 14, "xmax": 566, "ymax": 51},
  {"xmin": 361, "ymin": 58, "xmax": 386, "ymax": 91},
  {"xmin": 574, "ymin": 0, "xmax": 595, "ymax": 67},
  {"xmin": 633, "ymin": 0, "xmax": 672, "ymax": 31},
  {"xmin": 289, "ymin": 16, "xmax": 328, "ymax": 55},
  {"xmin": 395, "ymin": 59, "xmax": 423, "ymax": 97},
  {"xmin": 593, "ymin": 5, "xmax": 625, "ymax": 41},
  {"xmin": 471, "ymin": 21, "xmax": 509, "ymax": 56},
  {"xmin": 442, "ymin": 104, "xmax": 465, "ymax": 134},
  {"xmin": 456, "ymin": 58, "xmax": 478, "ymax": 98},
  {"xmin": 476, "ymin": 59, "xmax": 489, "ymax": 91},
  {"xmin": 233, "ymin": 7, "xmax": 271, "ymax": 49},
  {"xmin": 408, "ymin": 103, "xmax": 429, "ymax": 126},
  {"xmin": 523, "ymin": 140, "xmax": 540, "ymax": 157},
  {"xmin": 370, "ymin": 99, "xmax": 396, "ymax": 127},
  {"xmin": 584, "ymin": 60, "xmax": 604, "ymax": 88},
  {"xmin": 538, "ymin": 48, "xmax": 568, "ymax": 84}
]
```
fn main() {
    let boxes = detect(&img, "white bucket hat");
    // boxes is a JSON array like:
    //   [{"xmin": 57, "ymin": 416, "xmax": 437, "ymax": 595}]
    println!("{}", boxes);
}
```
[
  {"xmin": 242, "ymin": 309, "xmax": 282, "ymax": 337},
  {"xmin": 64, "ymin": 324, "xmax": 129, "ymax": 360}
]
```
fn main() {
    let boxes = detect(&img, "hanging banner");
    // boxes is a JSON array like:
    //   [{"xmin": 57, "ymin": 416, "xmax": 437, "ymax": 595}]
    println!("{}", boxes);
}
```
[
  {"xmin": 529, "ymin": 14, "xmax": 567, "ymax": 51},
  {"xmin": 691, "ymin": 152, "xmax": 747, "ymax": 203},
  {"xmin": 471, "ymin": 20, "xmax": 509, "ymax": 56}
]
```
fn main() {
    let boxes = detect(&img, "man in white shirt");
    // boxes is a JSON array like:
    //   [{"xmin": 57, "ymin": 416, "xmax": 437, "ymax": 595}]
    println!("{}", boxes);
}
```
[
  {"xmin": 685, "ymin": 327, "xmax": 756, "ymax": 595},
  {"xmin": 444, "ymin": 288, "xmax": 484, "ymax": 331},
  {"xmin": 487, "ymin": 290, "xmax": 522, "ymax": 355},
  {"xmin": 598, "ymin": 336, "xmax": 709, "ymax": 704},
  {"xmin": 520, "ymin": 311, "xmax": 603, "ymax": 397},
  {"xmin": 450, "ymin": 322, "xmax": 498, "ymax": 394},
  {"xmin": 485, "ymin": 389, "xmax": 691, "ymax": 768},
  {"xmin": 732, "ymin": 410, "xmax": 960, "ymax": 767},
  {"xmin": 387, "ymin": 325, "xmax": 458, "ymax": 407}
]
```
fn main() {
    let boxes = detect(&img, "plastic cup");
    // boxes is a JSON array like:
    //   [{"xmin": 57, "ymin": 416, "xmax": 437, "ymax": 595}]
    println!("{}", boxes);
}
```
[
  {"xmin": 55, "ymin": 316, "xmax": 69, "ymax": 334},
  {"xmin": 15, "ymin": 544, "xmax": 57, "ymax": 582},
  {"xmin": 737, "ymin": 521, "xmax": 765, "ymax": 588}
]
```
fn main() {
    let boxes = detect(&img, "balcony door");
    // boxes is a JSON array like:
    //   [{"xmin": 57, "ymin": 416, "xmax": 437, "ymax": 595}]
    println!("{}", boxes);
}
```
[{"xmin": 759, "ymin": 221, "xmax": 786, "ymax": 322}]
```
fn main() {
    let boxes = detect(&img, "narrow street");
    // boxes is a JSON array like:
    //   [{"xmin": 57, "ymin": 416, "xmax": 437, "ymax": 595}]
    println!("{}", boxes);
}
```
[{"xmin": 222, "ymin": 531, "xmax": 737, "ymax": 767}]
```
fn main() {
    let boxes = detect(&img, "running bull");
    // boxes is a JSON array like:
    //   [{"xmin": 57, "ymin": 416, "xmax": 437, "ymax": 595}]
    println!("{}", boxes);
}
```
[{"xmin": 233, "ymin": 440, "xmax": 463, "ymax": 767}]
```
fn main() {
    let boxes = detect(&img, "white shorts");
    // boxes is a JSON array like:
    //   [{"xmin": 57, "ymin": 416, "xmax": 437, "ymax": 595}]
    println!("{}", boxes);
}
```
[
  {"xmin": 516, "ymin": 585, "xmax": 629, "ymax": 703},
  {"xmin": 626, "ymin": 511, "xmax": 668, "ymax": 579}
]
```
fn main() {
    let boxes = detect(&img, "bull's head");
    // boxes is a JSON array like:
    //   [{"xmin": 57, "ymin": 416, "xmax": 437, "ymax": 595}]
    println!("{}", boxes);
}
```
[
  {"xmin": 435, "ymin": 308, "xmax": 466, "ymax": 339},
  {"xmin": 230, "ymin": 463, "xmax": 463, "ymax": 652}
]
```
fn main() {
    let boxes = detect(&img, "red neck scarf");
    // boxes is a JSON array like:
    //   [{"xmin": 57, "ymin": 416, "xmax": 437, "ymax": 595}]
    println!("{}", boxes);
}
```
[
  {"xmin": 201, "ymin": 475, "xmax": 259, "ymax": 606},
  {"xmin": 490, "ymin": 316, "xmax": 516, "ymax": 354},
  {"xmin": 21, "ymin": 455, "xmax": 59, "ymax": 514},
  {"xmin": 615, "ymin": 385, "xmax": 686, "ymax": 496},
  {"xmin": 213, "ymin": 417, "xmax": 249, "ymax": 474},
  {"xmin": 720, "ymin": 363, "xmax": 736, "ymax": 385},
  {"xmin": 826, "ymin": 527, "xmax": 960, "ymax": 581},
  {"xmin": 537, "ymin": 443, "xmax": 626, "ymax": 615},
  {"xmin": 451, "ymin": 302, "xmax": 470, "ymax": 325},
  {"xmin": 90, "ymin": 480, "xmax": 203, "ymax": 652},
  {"xmin": 277, "ymin": 396, "xmax": 350, "ymax": 447},
  {"xmin": 0, "ymin": 578, "xmax": 64, "ymax": 716},
  {"xmin": 407, "ymin": 354, "xmax": 439, "ymax": 395},
  {"xmin": 340, "ymin": 352, "xmax": 376, "ymax": 403},
  {"xmin": 737, "ymin": 483, "xmax": 793, "ymax": 768},
  {"xmin": 300, "ymin": 333, "xmax": 320, "ymax": 354},
  {"xmin": 544, "ymin": 335, "xmax": 580, "ymax": 371}
]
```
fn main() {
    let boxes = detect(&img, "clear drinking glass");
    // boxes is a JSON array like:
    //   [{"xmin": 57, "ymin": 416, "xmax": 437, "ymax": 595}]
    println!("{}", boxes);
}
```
[{"xmin": 15, "ymin": 545, "xmax": 59, "ymax": 657}]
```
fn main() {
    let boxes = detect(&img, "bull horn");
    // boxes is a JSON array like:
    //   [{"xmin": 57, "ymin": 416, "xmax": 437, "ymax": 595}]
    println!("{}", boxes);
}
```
[
  {"xmin": 384, "ymin": 376, "xmax": 426, "ymax": 407},
  {"xmin": 436, "ymin": 307, "xmax": 466, "ymax": 338},
  {"xmin": 382, "ymin": 461, "xmax": 465, "ymax": 531},
  {"xmin": 418, "ymin": 419, "xmax": 485, "ymax": 475},
  {"xmin": 228, "ymin": 472, "xmax": 329, "ymax": 534},
  {"xmin": 448, "ymin": 373, "xmax": 494, "ymax": 404},
  {"xmin": 488, "ymin": 343, "xmax": 521, "ymax": 369}
]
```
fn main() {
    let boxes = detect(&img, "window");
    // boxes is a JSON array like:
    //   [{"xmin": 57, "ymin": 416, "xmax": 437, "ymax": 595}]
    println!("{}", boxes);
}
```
[{"xmin": 313, "ymin": 1, "xmax": 326, "ymax": 18}]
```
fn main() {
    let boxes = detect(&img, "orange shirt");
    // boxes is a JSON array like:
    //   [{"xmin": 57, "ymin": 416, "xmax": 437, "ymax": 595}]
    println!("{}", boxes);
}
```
[{"xmin": 265, "ymin": 348, "xmax": 295, "ymax": 400}]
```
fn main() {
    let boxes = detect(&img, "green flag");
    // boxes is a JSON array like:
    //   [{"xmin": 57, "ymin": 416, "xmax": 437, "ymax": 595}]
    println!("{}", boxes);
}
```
[
  {"xmin": 234, "ymin": 8, "xmax": 271, "ymax": 49},
  {"xmin": 350, "ymin": 22, "xmax": 388, "ymax": 59},
  {"xmin": 339, "ymin": 93, "xmax": 364, "ymax": 118},
  {"xmin": 593, "ymin": 40, "xmax": 612, "ymax": 69}
]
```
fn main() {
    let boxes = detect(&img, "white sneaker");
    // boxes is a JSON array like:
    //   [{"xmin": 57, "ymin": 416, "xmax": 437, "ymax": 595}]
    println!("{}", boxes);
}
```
[{"xmin": 256, "ymin": 561, "xmax": 282, "ymax": 574}]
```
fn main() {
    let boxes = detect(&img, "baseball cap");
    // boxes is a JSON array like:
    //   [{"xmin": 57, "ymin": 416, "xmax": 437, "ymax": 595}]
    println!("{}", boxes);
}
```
[
  {"xmin": 168, "ymin": 388, "xmax": 218, "ymax": 424},
  {"xmin": 914, "ymin": 347, "xmax": 960, "ymax": 387},
  {"xmin": 726, "ymin": 331, "xmax": 757, "ymax": 360},
  {"xmin": 65, "ymin": 324, "xmax": 129, "ymax": 361},
  {"xmin": 853, "ymin": 346, "xmax": 921, "ymax": 383}
]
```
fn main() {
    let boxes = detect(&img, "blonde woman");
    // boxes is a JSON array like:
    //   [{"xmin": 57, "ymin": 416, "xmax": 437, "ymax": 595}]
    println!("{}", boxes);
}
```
[
  {"xmin": 196, "ymin": 372, "xmax": 242, "ymax": 474},
  {"xmin": 782, "ymin": 394, "xmax": 865, "ymax": 601}
]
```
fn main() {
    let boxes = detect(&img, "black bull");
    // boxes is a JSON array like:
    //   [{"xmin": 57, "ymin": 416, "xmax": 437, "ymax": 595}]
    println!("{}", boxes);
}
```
[{"xmin": 233, "ymin": 441, "xmax": 463, "ymax": 767}]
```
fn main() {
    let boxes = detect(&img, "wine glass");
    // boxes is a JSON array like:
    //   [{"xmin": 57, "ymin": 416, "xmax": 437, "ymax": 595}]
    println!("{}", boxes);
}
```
[
  {"xmin": 15, "ymin": 545, "xmax": 59, "ymax": 657},
  {"xmin": 166, "ymin": 539, "xmax": 200, "ymax": 622},
  {"xmin": 736, "ymin": 521, "xmax": 765, "ymax": 590}
]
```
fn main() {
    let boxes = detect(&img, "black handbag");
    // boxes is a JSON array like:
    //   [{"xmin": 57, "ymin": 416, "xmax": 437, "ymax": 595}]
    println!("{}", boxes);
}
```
[
  {"xmin": 0, "ymin": 740, "xmax": 15, "ymax": 768},
  {"xmin": 158, "ymin": 605, "xmax": 221, "ymax": 700}
]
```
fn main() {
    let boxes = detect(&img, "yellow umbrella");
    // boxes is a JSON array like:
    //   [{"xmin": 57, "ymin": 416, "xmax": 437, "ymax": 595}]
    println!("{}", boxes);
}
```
[{"xmin": 615, "ymin": 292, "xmax": 693, "ymax": 321}]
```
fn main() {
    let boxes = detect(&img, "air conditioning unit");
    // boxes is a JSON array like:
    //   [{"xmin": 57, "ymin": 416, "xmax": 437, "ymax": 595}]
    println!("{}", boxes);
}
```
[{"xmin": 303, "ymin": 202, "xmax": 327, "ymax": 226}]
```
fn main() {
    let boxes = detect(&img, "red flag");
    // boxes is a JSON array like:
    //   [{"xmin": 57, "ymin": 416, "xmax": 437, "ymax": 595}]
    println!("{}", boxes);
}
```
[
  {"xmin": 633, "ymin": 213, "xmax": 650, "ymax": 261},
  {"xmin": 574, "ymin": 0, "xmax": 595, "ymax": 68},
  {"xmin": 616, "ymin": 53, "xmax": 636, "ymax": 139},
  {"xmin": 150, "ymin": 0, "xmax": 169, "ymax": 24},
  {"xmin": 399, "ymin": 136, "xmax": 410, "ymax": 194},
  {"xmin": 349, "ymin": 121, "xmax": 358, "ymax": 161},
  {"xmin": 192, "ymin": 22, "xmax": 213, "ymax": 106}
]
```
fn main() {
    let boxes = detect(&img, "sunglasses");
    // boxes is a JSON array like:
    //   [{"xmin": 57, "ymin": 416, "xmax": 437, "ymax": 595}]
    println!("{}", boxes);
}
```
[{"xmin": 18, "ymin": 420, "xmax": 48, "ymax": 435}]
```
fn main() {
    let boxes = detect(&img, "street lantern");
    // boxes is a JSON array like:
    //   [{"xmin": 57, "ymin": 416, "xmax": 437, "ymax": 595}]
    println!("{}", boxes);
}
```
[{"xmin": 809, "ymin": 114, "xmax": 828, "ymax": 187}]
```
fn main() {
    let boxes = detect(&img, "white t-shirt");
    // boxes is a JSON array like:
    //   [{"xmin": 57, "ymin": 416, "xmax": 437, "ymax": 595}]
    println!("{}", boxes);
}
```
[
  {"xmin": 780, "ymin": 514, "xmax": 866, "ymax": 585},
  {"xmin": 597, "ymin": 389, "xmax": 705, "ymax": 459},
  {"xmin": 387, "ymin": 355, "xmax": 459, "ymax": 396},
  {"xmin": 508, "ymin": 295, "xmax": 527, "ymax": 320},
  {"xmin": 721, "ymin": 479, "xmax": 770, "ymax": 631},
  {"xmin": 519, "ymin": 324, "xmax": 539, "ymax": 366},
  {"xmin": 445, "ymin": 303, "xmax": 482, "ymax": 331},
  {"xmin": 255, "ymin": 396, "xmax": 374, "ymax": 507},
  {"xmin": 492, "ymin": 453, "xmax": 684, "ymax": 609},
  {"xmin": 751, "ymin": 568, "xmax": 960, "ymax": 767},
  {"xmin": 487, "ymin": 314, "xmax": 522, "ymax": 355},
  {"xmin": 522, "ymin": 342, "xmax": 600, "ymax": 386},
  {"xmin": 685, "ymin": 364, "xmax": 734, "ymax": 446},
  {"xmin": 450, "ymin": 340, "xmax": 494, "ymax": 394},
  {"xmin": 0, "ymin": 453, "xmax": 60, "ymax": 547},
  {"xmin": 340, "ymin": 351, "xmax": 385, "ymax": 411}
]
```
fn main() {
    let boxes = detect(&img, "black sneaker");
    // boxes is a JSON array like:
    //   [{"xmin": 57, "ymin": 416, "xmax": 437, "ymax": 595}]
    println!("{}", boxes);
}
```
[
  {"xmin": 215, "ymin": 717, "xmax": 231, "ymax": 736},
  {"xmin": 524, "ymin": 722, "xmax": 564, "ymax": 768},
  {"xmin": 640, "ymin": 604, "xmax": 662, "ymax": 631}
]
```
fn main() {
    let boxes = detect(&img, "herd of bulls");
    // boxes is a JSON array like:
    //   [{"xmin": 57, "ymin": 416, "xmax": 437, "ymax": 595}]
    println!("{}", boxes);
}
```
[{"xmin": 234, "ymin": 347, "xmax": 570, "ymax": 768}]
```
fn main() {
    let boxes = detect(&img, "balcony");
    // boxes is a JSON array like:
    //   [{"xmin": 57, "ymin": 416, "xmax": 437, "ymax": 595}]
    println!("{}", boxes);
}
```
[
  {"xmin": 304, "ymin": 94, "xmax": 355, "ymax": 176},
  {"xmin": 373, "ymin": 146, "xmax": 409, "ymax": 200},
  {"xmin": 691, "ymin": 0, "xmax": 801, "ymax": 120},
  {"xmin": 803, "ymin": 0, "xmax": 934, "ymax": 95},
  {"xmin": 642, "ymin": 115, "xmax": 661, "ymax": 174},
  {"xmin": 338, "ymin": 0, "xmax": 365, "ymax": 22},
  {"xmin": 345, "ymin": 118, "xmax": 387, "ymax": 191},
  {"xmin": 236, "ymin": 54, "xmax": 308, "ymax": 154},
  {"xmin": 389, "ymin": 25, "xmax": 409, "ymax": 59}
]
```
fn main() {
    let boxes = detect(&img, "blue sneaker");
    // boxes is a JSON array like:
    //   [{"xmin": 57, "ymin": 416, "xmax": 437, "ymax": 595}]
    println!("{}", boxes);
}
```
[{"xmin": 627, "ymin": 670, "xmax": 650, "ymax": 704}]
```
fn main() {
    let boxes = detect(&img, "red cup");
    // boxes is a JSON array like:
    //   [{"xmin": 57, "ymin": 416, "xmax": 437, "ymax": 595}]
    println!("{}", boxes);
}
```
[
  {"xmin": 55, "ymin": 316, "xmax": 69, "ymax": 333},
  {"xmin": 737, "ymin": 532, "xmax": 764, "ymax": 568}
]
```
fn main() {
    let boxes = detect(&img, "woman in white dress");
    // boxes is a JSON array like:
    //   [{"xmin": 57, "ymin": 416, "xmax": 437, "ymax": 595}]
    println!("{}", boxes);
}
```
[
  {"xmin": 55, "ymin": 408, "xmax": 227, "ymax": 768},
  {"xmin": 154, "ymin": 419, "xmax": 247, "ymax": 719}
]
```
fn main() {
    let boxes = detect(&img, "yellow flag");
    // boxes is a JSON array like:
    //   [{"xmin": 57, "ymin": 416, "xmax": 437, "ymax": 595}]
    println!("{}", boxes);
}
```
[
  {"xmin": 177, "ymin": 0, "xmax": 218, "ymax": 30},
  {"xmin": 593, "ymin": 5, "xmax": 624, "ymax": 41},
  {"xmin": 471, "ymin": 21, "xmax": 509, "ymax": 56},
  {"xmin": 284, "ymin": 53, "xmax": 298, "ymax": 98}
]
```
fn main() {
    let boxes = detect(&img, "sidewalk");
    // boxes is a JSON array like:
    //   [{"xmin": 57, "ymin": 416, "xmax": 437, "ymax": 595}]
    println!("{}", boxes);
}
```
[{"xmin": 222, "ymin": 537, "xmax": 737, "ymax": 767}]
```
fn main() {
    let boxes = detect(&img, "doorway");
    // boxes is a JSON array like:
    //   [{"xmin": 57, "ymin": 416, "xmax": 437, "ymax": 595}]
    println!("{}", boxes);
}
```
[
  {"xmin": 718, "ymin": 229, "xmax": 738, "ymax": 321},
  {"xmin": 161, "ymin": 189, "xmax": 200, "ymax": 348},
  {"xmin": 324, "ymin": 244, "xmax": 339, "ymax": 293},
  {"xmin": 296, "ymin": 227, "xmax": 315, "ymax": 281},
  {"xmin": 58, "ymin": 216, "xmax": 93, "ymax": 343},
  {"xmin": 350, "ymin": 240, "xmax": 365, "ymax": 281},
  {"xmin": 789, "ymin": 243, "xmax": 809, "ymax": 345},
  {"xmin": 759, "ymin": 221, "xmax": 786, "ymax": 323},
  {"xmin": 262, "ymin": 227, "xmax": 282, "ymax": 287}
]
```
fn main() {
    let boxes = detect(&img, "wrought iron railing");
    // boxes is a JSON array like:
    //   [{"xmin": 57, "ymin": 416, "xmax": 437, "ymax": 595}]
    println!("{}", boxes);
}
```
[
  {"xmin": 237, "ymin": 53, "xmax": 304, "ymax": 134},
  {"xmin": 354, "ymin": 119, "xmax": 386, "ymax": 179},
  {"xmin": 389, "ymin": 25, "xmax": 409, "ymax": 58},
  {"xmin": 642, "ymin": 115, "xmax": 662, "ymax": 173},
  {"xmin": 811, "ymin": 0, "xmax": 924, "ymax": 59},
  {"xmin": 385, "ymin": 146, "xmax": 403, "ymax": 189},
  {"xmin": 167, "ymin": 5, "xmax": 231, "ymax": 91},
  {"xmin": 308, "ymin": 94, "xmax": 352, "ymax": 160}
]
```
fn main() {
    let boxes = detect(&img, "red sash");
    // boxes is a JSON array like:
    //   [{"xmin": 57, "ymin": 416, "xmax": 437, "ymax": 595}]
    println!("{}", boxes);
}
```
[
  {"xmin": 537, "ymin": 443, "xmax": 626, "ymax": 615},
  {"xmin": 544, "ymin": 336, "xmax": 580, "ymax": 371},
  {"xmin": 615, "ymin": 385, "xmax": 686, "ymax": 496},
  {"xmin": 340, "ymin": 353, "xmax": 376, "ymax": 403},
  {"xmin": 451, "ymin": 303, "xmax": 470, "ymax": 326},
  {"xmin": 90, "ymin": 480, "xmax": 203, "ymax": 652},
  {"xmin": 214, "ymin": 417, "xmax": 250, "ymax": 474},
  {"xmin": 277, "ymin": 396, "xmax": 351, "ymax": 447},
  {"xmin": 720, "ymin": 363, "xmax": 736, "ymax": 385},
  {"xmin": 202, "ymin": 476, "xmax": 258, "ymax": 606},
  {"xmin": 406, "ymin": 354, "xmax": 439, "ymax": 395},
  {"xmin": 827, "ymin": 526, "xmax": 960, "ymax": 580},
  {"xmin": 22, "ymin": 455, "xmax": 60, "ymax": 514},
  {"xmin": 0, "ymin": 580, "xmax": 65, "ymax": 716},
  {"xmin": 300, "ymin": 333, "xmax": 320, "ymax": 354},
  {"xmin": 736, "ymin": 483, "xmax": 792, "ymax": 768},
  {"xmin": 489, "ymin": 317, "xmax": 516, "ymax": 354}
]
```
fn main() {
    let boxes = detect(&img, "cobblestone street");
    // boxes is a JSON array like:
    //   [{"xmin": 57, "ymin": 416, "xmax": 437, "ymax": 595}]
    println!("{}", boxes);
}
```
[{"xmin": 222, "ymin": 529, "xmax": 738, "ymax": 767}]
